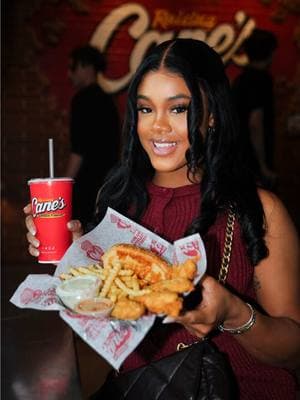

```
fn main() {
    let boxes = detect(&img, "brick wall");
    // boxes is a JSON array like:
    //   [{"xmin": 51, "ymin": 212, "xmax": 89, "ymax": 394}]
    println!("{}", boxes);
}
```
[{"xmin": 2, "ymin": 1, "xmax": 69, "ymax": 264}]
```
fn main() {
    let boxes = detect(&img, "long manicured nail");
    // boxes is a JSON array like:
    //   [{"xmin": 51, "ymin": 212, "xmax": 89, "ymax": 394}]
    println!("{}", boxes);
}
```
[
  {"xmin": 67, "ymin": 221, "xmax": 73, "ymax": 230},
  {"xmin": 33, "ymin": 249, "xmax": 40, "ymax": 257}
]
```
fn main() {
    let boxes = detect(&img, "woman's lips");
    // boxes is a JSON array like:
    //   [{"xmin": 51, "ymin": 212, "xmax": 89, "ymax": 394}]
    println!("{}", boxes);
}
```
[{"xmin": 152, "ymin": 141, "xmax": 177, "ymax": 155}]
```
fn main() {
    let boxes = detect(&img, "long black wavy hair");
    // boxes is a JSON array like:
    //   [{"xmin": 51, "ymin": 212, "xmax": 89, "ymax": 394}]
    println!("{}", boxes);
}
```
[{"xmin": 94, "ymin": 38, "xmax": 268, "ymax": 266}]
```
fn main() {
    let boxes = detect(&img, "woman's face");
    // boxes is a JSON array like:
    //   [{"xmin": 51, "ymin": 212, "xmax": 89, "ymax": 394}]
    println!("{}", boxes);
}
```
[{"xmin": 136, "ymin": 69, "xmax": 193, "ymax": 187}]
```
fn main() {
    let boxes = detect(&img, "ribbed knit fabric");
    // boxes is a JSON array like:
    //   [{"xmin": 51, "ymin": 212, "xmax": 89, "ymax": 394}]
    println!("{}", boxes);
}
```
[{"xmin": 121, "ymin": 182, "xmax": 297, "ymax": 399}]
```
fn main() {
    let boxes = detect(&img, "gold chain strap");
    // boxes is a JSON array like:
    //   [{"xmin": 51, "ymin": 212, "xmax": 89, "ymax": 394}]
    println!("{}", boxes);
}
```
[
  {"xmin": 177, "ymin": 209, "xmax": 236, "ymax": 351},
  {"xmin": 218, "ymin": 209, "xmax": 236, "ymax": 284}
]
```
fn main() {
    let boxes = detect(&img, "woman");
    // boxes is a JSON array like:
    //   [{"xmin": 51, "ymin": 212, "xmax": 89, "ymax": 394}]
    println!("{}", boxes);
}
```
[{"xmin": 24, "ymin": 39, "xmax": 300, "ymax": 399}]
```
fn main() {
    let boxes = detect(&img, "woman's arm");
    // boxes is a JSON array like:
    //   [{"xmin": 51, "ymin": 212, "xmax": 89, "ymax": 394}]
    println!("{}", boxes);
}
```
[
  {"xmin": 235, "ymin": 189, "xmax": 300, "ymax": 368},
  {"xmin": 175, "ymin": 190, "xmax": 300, "ymax": 369}
]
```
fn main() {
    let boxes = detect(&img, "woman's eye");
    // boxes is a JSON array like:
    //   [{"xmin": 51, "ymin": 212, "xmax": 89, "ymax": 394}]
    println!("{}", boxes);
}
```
[
  {"xmin": 171, "ymin": 105, "xmax": 189, "ymax": 114},
  {"xmin": 137, "ymin": 106, "xmax": 152, "ymax": 114}
]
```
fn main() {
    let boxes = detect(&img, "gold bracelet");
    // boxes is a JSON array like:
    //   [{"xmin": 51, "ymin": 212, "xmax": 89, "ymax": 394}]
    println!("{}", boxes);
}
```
[{"xmin": 218, "ymin": 303, "xmax": 256, "ymax": 335}]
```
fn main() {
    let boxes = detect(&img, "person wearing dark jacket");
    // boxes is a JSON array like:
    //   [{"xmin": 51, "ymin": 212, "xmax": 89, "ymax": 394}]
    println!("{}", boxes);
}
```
[
  {"xmin": 232, "ymin": 29, "xmax": 278, "ymax": 189},
  {"xmin": 66, "ymin": 45, "xmax": 121, "ymax": 228}
]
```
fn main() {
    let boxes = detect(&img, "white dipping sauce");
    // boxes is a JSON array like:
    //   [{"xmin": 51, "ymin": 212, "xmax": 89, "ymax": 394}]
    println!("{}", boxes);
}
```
[{"xmin": 56, "ymin": 275, "xmax": 101, "ymax": 310}]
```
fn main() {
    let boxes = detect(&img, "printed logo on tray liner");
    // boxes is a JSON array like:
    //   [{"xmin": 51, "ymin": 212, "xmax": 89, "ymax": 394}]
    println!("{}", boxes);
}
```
[
  {"xmin": 81, "ymin": 240, "xmax": 104, "ymax": 261},
  {"xmin": 63, "ymin": 309, "xmax": 131, "ymax": 357},
  {"xmin": 110, "ymin": 213, "xmax": 147, "ymax": 244},
  {"xmin": 64, "ymin": 310, "xmax": 110, "ymax": 340},
  {"xmin": 110, "ymin": 214, "xmax": 132, "ymax": 229},
  {"xmin": 131, "ymin": 230, "xmax": 147, "ymax": 246},
  {"xmin": 20, "ymin": 287, "xmax": 57, "ymax": 307},
  {"xmin": 179, "ymin": 240, "xmax": 202, "ymax": 258},
  {"xmin": 104, "ymin": 326, "xmax": 131, "ymax": 360},
  {"xmin": 110, "ymin": 211, "xmax": 168, "ymax": 253},
  {"xmin": 65, "ymin": 309, "xmax": 97, "ymax": 325},
  {"xmin": 150, "ymin": 240, "xmax": 167, "ymax": 257},
  {"xmin": 85, "ymin": 322, "xmax": 105, "ymax": 341},
  {"xmin": 20, "ymin": 288, "xmax": 42, "ymax": 304}
]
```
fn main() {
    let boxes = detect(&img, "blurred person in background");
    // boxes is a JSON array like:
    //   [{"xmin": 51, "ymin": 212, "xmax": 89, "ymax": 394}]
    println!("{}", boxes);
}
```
[
  {"xmin": 66, "ymin": 45, "xmax": 121, "ymax": 229},
  {"xmin": 232, "ymin": 28, "xmax": 278, "ymax": 190}
]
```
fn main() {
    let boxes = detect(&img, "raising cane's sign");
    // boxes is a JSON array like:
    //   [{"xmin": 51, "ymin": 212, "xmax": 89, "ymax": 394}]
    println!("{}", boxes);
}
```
[
  {"xmin": 31, "ymin": 0, "xmax": 299, "ymax": 110},
  {"xmin": 90, "ymin": 3, "xmax": 256, "ymax": 94}
]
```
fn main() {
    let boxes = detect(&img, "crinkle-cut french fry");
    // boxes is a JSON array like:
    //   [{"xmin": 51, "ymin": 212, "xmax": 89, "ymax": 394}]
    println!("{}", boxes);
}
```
[
  {"xmin": 99, "ymin": 261, "xmax": 122, "ymax": 297},
  {"xmin": 114, "ymin": 277, "xmax": 150, "ymax": 297},
  {"xmin": 118, "ymin": 269, "xmax": 134, "ymax": 276},
  {"xmin": 108, "ymin": 293, "xmax": 117, "ymax": 303},
  {"xmin": 59, "ymin": 273, "xmax": 73, "ymax": 280},
  {"xmin": 108, "ymin": 284, "xmax": 120, "ymax": 297},
  {"xmin": 119, "ymin": 276, "xmax": 132, "ymax": 284},
  {"xmin": 117, "ymin": 291, "xmax": 128, "ymax": 300},
  {"xmin": 131, "ymin": 279, "xmax": 140, "ymax": 292},
  {"xmin": 69, "ymin": 267, "xmax": 83, "ymax": 277},
  {"xmin": 108, "ymin": 285, "xmax": 125, "ymax": 302},
  {"xmin": 92, "ymin": 263, "xmax": 103, "ymax": 270},
  {"xmin": 63, "ymin": 265, "xmax": 105, "ymax": 281},
  {"xmin": 120, "ymin": 276, "xmax": 140, "ymax": 291},
  {"xmin": 88, "ymin": 264, "xmax": 106, "ymax": 274},
  {"xmin": 103, "ymin": 257, "xmax": 114, "ymax": 270},
  {"xmin": 77, "ymin": 266, "xmax": 96, "ymax": 275},
  {"xmin": 89, "ymin": 271, "xmax": 106, "ymax": 280}
]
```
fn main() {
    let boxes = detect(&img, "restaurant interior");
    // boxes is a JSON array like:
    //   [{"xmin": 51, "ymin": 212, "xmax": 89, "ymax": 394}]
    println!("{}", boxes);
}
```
[{"xmin": 2, "ymin": 0, "xmax": 300, "ymax": 399}]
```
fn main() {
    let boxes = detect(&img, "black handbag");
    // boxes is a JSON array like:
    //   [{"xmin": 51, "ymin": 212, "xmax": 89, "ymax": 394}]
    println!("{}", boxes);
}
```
[
  {"xmin": 91, "ymin": 339, "xmax": 236, "ymax": 400},
  {"xmin": 90, "ymin": 210, "xmax": 237, "ymax": 400}
]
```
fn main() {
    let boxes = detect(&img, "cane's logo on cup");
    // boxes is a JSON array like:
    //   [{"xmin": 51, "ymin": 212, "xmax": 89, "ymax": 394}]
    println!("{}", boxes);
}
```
[{"xmin": 32, "ymin": 197, "xmax": 67, "ymax": 218}]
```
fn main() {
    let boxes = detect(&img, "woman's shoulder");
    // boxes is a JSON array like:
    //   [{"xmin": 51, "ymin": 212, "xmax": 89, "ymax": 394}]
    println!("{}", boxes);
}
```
[
  {"xmin": 257, "ymin": 188, "xmax": 278, "ymax": 217},
  {"xmin": 257, "ymin": 188, "xmax": 298, "ymax": 236},
  {"xmin": 257, "ymin": 188, "xmax": 287, "ymax": 216}
]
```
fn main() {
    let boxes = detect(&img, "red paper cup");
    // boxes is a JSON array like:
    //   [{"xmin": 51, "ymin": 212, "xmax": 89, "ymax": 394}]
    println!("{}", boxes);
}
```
[{"xmin": 28, "ymin": 178, "xmax": 74, "ymax": 264}]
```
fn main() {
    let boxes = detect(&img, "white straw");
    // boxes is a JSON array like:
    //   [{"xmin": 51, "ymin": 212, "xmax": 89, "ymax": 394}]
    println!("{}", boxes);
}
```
[{"xmin": 48, "ymin": 138, "xmax": 54, "ymax": 178}]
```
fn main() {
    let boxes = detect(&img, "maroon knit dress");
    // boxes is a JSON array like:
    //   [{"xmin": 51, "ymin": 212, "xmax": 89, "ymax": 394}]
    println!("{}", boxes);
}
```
[{"xmin": 121, "ymin": 182, "xmax": 297, "ymax": 399}]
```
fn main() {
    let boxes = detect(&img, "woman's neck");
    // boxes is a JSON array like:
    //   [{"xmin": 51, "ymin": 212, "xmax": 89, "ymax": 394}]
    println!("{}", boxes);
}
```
[{"xmin": 152, "ymin": 169, "xmax": 201, "ymax": 188}]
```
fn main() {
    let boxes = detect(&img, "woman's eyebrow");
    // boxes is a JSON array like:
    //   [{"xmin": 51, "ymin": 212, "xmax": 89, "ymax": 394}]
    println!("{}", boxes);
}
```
[
  {"xmin": 168, "ymin": 94, "xmax": 191, "ymax": 101},
  {"xmin": 137, "ymin": 95, "xmax": 149, "ymax": 100},
  {"xmin": 137, "ymin": 94, "xmax": 191, "ymax": 101}
]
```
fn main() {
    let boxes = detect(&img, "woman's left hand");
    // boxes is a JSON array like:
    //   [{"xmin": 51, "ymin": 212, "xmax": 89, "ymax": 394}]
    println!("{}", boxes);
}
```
[{"xmin": 174, "ymin": 274, "xmax": 240, "ymax": 338}]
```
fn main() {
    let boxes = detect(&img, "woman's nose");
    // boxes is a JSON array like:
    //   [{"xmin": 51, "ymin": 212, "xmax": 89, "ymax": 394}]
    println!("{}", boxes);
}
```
[{"xmin": 152, "ymin": 114, "xmax": 172, "ymax": 134}]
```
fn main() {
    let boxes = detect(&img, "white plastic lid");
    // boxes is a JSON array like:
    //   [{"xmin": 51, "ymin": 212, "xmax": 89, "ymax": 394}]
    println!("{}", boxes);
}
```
[{"xmin": 28, "ymin": 177, "xmax": 74, "ymax": 185}]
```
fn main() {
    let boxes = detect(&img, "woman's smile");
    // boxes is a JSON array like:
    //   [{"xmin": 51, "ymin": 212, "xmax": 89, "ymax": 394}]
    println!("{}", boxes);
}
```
[{"xmin": 152, "ymin": 140, "xmax": 177, "ymax": 155}]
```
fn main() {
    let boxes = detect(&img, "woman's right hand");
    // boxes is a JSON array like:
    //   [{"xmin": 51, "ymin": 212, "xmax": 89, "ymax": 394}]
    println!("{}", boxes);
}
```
[{"xmin": 23, "ymin": 203, "xmax": 84, "ymax": 257}]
